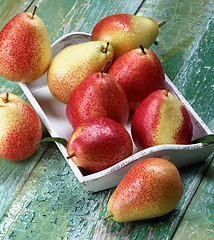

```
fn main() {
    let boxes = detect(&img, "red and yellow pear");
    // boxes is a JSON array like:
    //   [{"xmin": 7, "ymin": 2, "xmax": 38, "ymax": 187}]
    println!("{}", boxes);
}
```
[
  {"xmin": 91, "ymin": 13, "xmax": 164, "ymax": 59},
  {"xmin": 66, "ymin": 69, "xmax": 129, "ymax": 129},
  {"xmin": 0, "ymin": 92, "xmax": 42, "ymax": 161},
  {"xmin": 66, "ymin": 117, "xmax": 133, "ymax": 173},
  {"xmin": 108, "ymin": 46, "xmax": 165, "ymax": 112},
  {"xmin": 105, "ymin": 158, "xmax": 184, "ymax": 222},
  {"xmin": 0, "ymin": 6, "xmax": 51, "ymax": 82},
  {"xmin": 47, "ymin": 41, "xmax": 114, "ymax": 104},
  {"xmin": 131, "ymin": 90, "xmax": 193, "ymax": 149}
]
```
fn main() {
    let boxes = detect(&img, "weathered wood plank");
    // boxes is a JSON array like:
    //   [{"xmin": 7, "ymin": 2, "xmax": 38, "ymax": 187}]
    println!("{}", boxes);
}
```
[
  {"xmin": 172, "ymin": 10, "xmax": 214, "ymax": 132},
  {"xmin": 0, "ymin": 144, "xmax": 110, "ymax": 239},
  {"xmin": 173, "ymin": 160, "xmax": 214, "ymax": 240},
  {"xmin": 171, "ymin": 5, "xmax": 214, "ymax": 239},
  {"xmin": 0, "ymin": 143, "xmax": 49, "ymax": 218}
]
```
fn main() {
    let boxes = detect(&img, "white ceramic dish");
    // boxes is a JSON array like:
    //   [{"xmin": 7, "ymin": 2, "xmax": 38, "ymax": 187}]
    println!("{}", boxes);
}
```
[{"xmin": 19, "ymin": 32, "xmax": 214, "ymax": 192}]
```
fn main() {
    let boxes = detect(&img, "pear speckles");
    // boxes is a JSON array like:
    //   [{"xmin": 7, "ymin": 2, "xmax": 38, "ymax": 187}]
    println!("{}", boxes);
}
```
[
  {"xmin": 91, "ymin": 13, "xmax": 160, "ymax": 58},
  {"xmin": 66, "ymin": 72, "xmax": 129, "ymax": 129},
  {"xmin": 131, "ymin": 90, "xmax": 193, "ymax": 149},
  {"xmin": 0, "ymin": 92, "xmax": 42, "ymax": 161},
  {"xmin": 66, "ymin": 117, "xmax": 133, "ymax": 173},
  {"xmin": 105, "ymin": 158, "xmax": 184, "ymax": 222},
  {"xmin": 0, "ymin": 7, "xmax": 51, "ymax": 82},
  {"xmin": 108, "ymin": 47, "xmax": 165, "ymax": 112}
]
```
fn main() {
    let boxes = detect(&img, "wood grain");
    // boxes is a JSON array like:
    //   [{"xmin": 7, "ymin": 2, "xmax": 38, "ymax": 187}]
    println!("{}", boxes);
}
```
[{"xmin": 0, "ymin": 0, "xmax": 213, "ymax": 239}]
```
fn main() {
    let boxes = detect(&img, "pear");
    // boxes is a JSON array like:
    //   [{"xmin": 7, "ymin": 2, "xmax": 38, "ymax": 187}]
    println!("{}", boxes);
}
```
[
  {"xmin": 131, "ymin": 90, "xmax": 193, "ymax": 149},
  {"xmin": 0, "ymin": 6, "xmax": 51, "ymax": 82},
  {"xmin": 66, "ymin": 117, "xmax": 133, "ymax": 173},
  {"xmin": 105, "ymin": 158, "xmax": 184, "ymax": 222},
  {"xmin": 0, "ymin": 92, "xmax": 42, "ymax": 161},
  {"xmin": 91, "ymin": 13, "xmax": 165, "ymax": 58},
  {"xmin": 108, "ymin": 45, "xmax": 165, "ymax": 112},
  {"xmin": 47, "ymin": 41, "xmax": 114, "ymax": 104},
  {"xmin": 66, "ymin": 70, "xmax": 129, "ymax": 129}
]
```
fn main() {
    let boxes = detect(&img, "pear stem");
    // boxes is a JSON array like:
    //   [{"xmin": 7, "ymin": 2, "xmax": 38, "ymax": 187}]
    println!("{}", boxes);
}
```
[
  {"xmin": 140, "ymin": 45, "xmax": 146, "ymax": 54},
  {"xmin": 5, "ymin": 92, "xmax": 9, "ymax": 103},
  {"xmin": 101, "ymin": 60, "xmax": 111, "ymax": 74},
  {"xmin": 66, "ymin": 152, "xmax": 76, "ymax": 159},
  {"xmin": 103, "ymin": 42, "xmax": 110, "ymax": 53},
  {"xmin": 159, "ymin": 21, "xmax": 166, "ymax": 28},
  {"xmin": 164, "ymin": 89, "xmax": 169, "ymax": 97},
  {"xmin": 104, "ymin": 213, "xmax": 113, "ymax": 220},
  {"xmin": 32, "ymin": 6, "xmax": 37, "ymax": 19}
]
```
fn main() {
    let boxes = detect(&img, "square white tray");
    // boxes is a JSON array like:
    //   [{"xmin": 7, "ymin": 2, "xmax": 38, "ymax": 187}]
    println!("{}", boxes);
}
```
[{"xmin": 19, "ymin": 32, "xmax": 214, "ymax": 192}]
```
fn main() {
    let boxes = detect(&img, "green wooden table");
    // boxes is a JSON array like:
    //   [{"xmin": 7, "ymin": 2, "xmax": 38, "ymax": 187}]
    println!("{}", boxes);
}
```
[{"xmin": 0, "ymin": 0, "xmax": 213, "ymax": 239}]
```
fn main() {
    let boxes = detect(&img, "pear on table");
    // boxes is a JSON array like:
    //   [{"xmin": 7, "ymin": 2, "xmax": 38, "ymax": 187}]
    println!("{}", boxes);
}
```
[
  {"xmin": 66, "ymin": 68, "xmax": 129, "ymax": 129},
  {"xmin": 0, "ymin": 92, "xmax": 42, "ymax": 161},
  {"xmin": 108, "ymin": 45, "xmax": 165, "ymax": 112},
  {"xmin": 66, "ymin": 117, "xmax": 133, "ymax": 173},
  {"xmin": 131, "ymin": 90, "xmax": 193, "ymax": 149},
  {"xmin": 105, "ymin": 158, "xmax": 184, "ymax": 222},
  {"xmin": 91, "ymin": 13, "xmax": 165, "ymax": 58},
  {"xmin": 47, "ymin": 41, "xmax": 114, "ymax": 104},
  {"xmin": 0, "ymin": 6, "xmax": 51, "ymax": 82}
]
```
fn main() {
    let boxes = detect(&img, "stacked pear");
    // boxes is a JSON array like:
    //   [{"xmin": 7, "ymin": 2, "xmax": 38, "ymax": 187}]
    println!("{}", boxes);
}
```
[
  {"xmin": 105, "ymin": 158, "xmax": 184, "ymax": 222},
  {"xmin": 66, "ymin": 70, "xmax": 129, "ymax": 129},
  {"xmin": 0, "ymin": 6, "xmax": 51, "ymax": 82},
  {"xmin": 47, "ymin": 41, "xmax": 114, "ymax": 104},
  {"xmin": 108, "ymin": 45, "xmax": 165, "ymax": 112},
  {"xmin": 131, "ymin": 90, "xmax": 193, "ymax": 149},
  {"xmin": 66, "ymin": 117, "xmax": 133, "ymax": 173},
  {"xmin": 91, "ymin": 13, "xmax": 164, "ymax": 59},
  {"xmin": 0, "ymin": 92, "xmax": 42, "ymax": 161}
]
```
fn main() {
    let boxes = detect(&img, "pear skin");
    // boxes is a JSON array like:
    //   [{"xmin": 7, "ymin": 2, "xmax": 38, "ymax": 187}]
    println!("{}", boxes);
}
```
[
  {"xmin": 105, "ymin": 158, "xmax": 184, "ymax": 222},
  {"xmin": 108, "ymin": 46, "xmax": 165, "ymax": 112},
  {"xmin": 0, "ymin": 7, "xmax": 51, "ymax": 82},
  {"xmin": 66, "ymin": 72, "xmax": 129, "ymax": 129},
  {"xmin": 131, "ymin": 90, "xmax": 193, "ymax": 149},
  {"xmin": 47, "ymin": 41, "xmax": 114, "ymax": 104},
  {"xmin": 0, "ymin": 92, "xmax": 42, "ymax": 161},
  {"xmin": 66, "ymin": 117, "xmax": 133, "ymax": 173},
  {"xmin": 91, "ymin": 14, "xmax": 160, "ymax": 58}
]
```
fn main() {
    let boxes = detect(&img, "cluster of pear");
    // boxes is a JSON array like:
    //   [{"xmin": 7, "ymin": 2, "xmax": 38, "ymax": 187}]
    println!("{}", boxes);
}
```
[
  {"xmin": 46, "ymin": 13, "xmax": 193, "ymax": 169},
  {"xmin": 47, "ymin": 14, "xmax": 191, "ymax": 222},
  {"xmin": 0, "ymin": 8, "xmax": 192, "ymax": 222}
]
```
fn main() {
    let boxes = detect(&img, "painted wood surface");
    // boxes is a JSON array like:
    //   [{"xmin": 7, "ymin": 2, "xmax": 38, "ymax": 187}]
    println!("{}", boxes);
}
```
[
  {"xmin": 173, "ymin": 161, "xmax": 214, "ymax": 240},
  {"xmin": 0, "ymin": 0, "xmax": 213, "ymax": 239}
]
